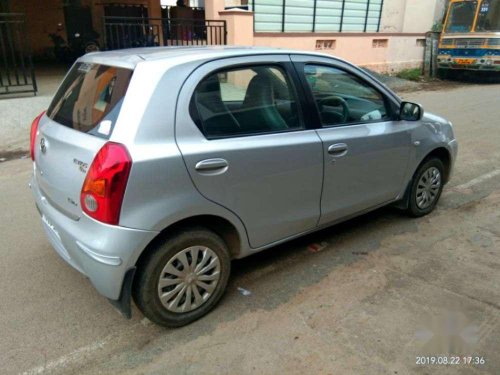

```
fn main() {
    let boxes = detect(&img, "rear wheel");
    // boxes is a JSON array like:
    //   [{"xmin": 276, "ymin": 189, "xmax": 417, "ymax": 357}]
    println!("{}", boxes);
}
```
[
  {"xmin": 133, "ymin": 228, "xmax": 231, "ymax": 327},
  {"xmin": 407, "ymin": 158, "xmax": 445, "ymax": 217}
]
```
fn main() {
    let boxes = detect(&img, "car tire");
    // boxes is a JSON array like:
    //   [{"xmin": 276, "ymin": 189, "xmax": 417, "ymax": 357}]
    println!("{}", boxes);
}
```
[
  {"xmin": 133, "ymin": 227, "xmax": 231, "ymax": 327},
  {"xmin": 407, "ymin": 158, "xmax": 445, "ymax": 217}
]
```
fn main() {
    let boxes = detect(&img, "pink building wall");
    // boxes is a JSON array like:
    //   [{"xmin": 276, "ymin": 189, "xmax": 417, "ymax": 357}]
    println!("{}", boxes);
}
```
[
  {"xmin": 253, "ymin": 32, "xmax": 427, "ymax": 73},
  {"xmin": 213, "ymin": 0, "xmax": 445, "ymax": 73}
]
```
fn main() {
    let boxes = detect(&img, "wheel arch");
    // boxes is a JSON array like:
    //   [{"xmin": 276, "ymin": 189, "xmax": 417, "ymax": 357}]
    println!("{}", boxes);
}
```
[
  {"xmin": 423, "ymin": 147, "xmax": 452, "ymax": 184},
  {"xmin": 135, "ymin": 214, "xmax": 242, "ymax": 270}
]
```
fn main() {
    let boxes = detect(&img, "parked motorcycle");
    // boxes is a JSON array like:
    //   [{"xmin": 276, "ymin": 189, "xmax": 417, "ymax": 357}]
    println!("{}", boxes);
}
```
[{"xmin": 49, "ymin": 24, "xmax": 100, "ymax": 63}]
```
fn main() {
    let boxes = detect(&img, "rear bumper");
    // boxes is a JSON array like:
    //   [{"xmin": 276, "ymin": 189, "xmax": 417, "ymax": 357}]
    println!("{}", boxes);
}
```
[
  {"xmin": 437, "ymin": 52, "xmax": 500, "ymax": 71},
  {"xmin": 437, "ymin": 58, "xmax": 500, "ymax": 71},
  {"xmin": 30, "ymin": 173, "xmax": 158, "ymax": 300}
]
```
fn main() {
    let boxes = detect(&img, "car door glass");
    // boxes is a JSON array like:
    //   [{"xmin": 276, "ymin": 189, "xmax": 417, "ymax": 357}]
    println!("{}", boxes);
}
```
[
  {"xmin": 304, "ymin": 65, "xmax": 389, "ymax": 126},
  {"xmin": 190, "ymin": 65, "xmax": 302, "ymax": 138}
]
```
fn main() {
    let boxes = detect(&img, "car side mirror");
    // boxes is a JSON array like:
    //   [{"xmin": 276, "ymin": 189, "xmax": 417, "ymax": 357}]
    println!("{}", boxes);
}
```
[{"xmin": 400, "ymin": 101, "xmax": 423, "ymax": 121}]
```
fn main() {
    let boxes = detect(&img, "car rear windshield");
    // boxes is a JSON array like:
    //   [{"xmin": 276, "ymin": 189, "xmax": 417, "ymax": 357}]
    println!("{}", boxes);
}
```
[{"xmin": 47, "ymin": 62, "xmax": 133, "ymax": 138}]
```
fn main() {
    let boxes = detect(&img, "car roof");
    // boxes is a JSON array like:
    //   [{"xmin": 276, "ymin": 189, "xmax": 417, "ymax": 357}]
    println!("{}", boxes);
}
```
[{"xmin": 79, "ymin": 46, "xmax": 336, "ymax": 69}]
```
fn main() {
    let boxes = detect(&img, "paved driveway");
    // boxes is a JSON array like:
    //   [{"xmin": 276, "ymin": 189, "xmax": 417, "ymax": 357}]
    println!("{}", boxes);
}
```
[{"xmin": 1, "ymin": 83, "xmax": 499, "ymax": 374}]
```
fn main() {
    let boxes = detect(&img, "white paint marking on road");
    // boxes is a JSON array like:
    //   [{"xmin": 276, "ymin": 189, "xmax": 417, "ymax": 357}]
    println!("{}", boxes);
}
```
[
  {"xmin": 21, "ymin": 339, "xmax": 108, "ymax": 375},
  {"xmin": 453, "ymin": 169, "xmax": 500, "ymax": 190}
]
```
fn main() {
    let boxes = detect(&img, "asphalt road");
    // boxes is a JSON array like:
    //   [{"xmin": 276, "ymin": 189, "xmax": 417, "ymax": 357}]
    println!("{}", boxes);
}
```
[{"xmin": 1, "ymin": 83, "xmax": 500, "ymax": 374}]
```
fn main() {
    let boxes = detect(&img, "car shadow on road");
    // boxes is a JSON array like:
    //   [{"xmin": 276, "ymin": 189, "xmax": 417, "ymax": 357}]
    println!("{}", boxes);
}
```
[
  {"xmin": 223, "ymin": 206, "xmax": 418, "ymax": 313},
  {"xmin": 134, "ymin": 207, "xmax": 412, "ymax": 325},
  {"xmin": 80, "ymin": 207, "xmax": 421, "ymax": 372}
]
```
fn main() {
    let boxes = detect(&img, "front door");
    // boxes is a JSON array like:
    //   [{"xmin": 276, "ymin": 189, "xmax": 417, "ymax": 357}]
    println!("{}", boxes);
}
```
[
  {"xmin": 175, "ymin": 56, "xmax": 323, "ymax": 248},
  {"xmin": 292, "ymin": 56, "xmax": 412, "ymax": 225}
]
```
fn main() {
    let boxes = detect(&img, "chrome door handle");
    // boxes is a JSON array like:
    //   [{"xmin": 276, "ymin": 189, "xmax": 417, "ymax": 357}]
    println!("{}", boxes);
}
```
[
  {"xmin": 195, "ymin": 158, "xmax": 229, "ymax": 173},
  {"xmin": 328, "ymin": 143, "xmax": 348, "ymax": 156}
]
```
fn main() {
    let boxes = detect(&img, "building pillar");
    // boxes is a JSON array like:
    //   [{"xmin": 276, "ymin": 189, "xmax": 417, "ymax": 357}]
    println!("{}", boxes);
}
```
[
  {"xmin": 218, "ymin": 9, "xmax": 254, "ymax": 46},
  {"xmin": 205, "ymin": 0, "xmax": 225, "ymax": 20},
  {"xmin": 89, "ymin": 0, "xmax": 104, "ymax": 47},
  {"xmin": 148, "ymin": 0, "xmax": 162, "ymax": 18},
  {"xmin": 148, "ymin": 0, "xmax": 164, "ymax": 45}
]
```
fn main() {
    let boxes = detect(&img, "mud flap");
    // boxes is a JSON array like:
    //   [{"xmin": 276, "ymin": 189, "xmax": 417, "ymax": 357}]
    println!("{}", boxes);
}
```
[
  {"xmin": 108, "ymin": 267, "xmax": 136, "ymax": 319},
  {"xmin": 393, "ymin": 181, "xmax": 412, "ymax": 210}
]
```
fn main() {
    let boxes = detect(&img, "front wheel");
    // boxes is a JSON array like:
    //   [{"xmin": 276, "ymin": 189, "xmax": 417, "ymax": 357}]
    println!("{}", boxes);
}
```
[
  {"xmin": 407, "ymin": 158, "xmax": 445, "ymax": 217},
  {"xmin": 133, "ymin": 228, "xmax": 231, "ymax": 327}
]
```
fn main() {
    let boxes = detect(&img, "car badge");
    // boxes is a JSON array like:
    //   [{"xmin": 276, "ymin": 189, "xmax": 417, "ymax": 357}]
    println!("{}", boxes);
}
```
[{"xmin": 40, "ymin": 138, "xmax": 47, "ymax": 154}]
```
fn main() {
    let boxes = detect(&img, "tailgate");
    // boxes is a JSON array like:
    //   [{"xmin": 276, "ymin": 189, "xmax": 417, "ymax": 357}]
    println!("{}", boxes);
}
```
[
  {"xmin": 34, "ymin": 62, "xmax": 133, "ymax": 219},
  {"xmin": 34, "ymin": 117, "xmax": 106, "ymax": 219}
]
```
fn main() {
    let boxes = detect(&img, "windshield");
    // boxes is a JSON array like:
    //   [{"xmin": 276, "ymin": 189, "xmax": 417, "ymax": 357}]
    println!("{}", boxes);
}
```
[
  {"xmin": 476, "ymin": 0, "xmax": 500, "ymax": 31},
  {"xmin": 445, "ymin": 1, "xmax": 478, "ymax": 33},
  {"xmin": 47, "ymin": 63, "xmax": 132, "ymax": 139}
]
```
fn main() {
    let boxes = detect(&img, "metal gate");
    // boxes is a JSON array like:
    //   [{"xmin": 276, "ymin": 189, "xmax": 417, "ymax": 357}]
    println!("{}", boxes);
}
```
[
  {"xmin": 103, "ymin": 16, "xmax": 226, "ymax": 50},
  {"xmin": 0, "ymin": 13, "xmax": 37, "ymax": 96}
]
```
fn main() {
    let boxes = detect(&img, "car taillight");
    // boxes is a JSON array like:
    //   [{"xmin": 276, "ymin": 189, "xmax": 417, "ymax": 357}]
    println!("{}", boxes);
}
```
[
  {"xmin": 80, "ymin": 142, "xmax": 132, "ymax": 225},
  {"xmin": 30, "ymin": 111, "xmax": 45, "ymax": 161}
]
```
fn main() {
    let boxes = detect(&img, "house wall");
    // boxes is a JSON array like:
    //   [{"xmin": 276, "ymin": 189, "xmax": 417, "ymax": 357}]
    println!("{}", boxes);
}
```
[
  {"xmin": 9, "ymin": 0, "xmax": 162, "ymax": 59},
  {"xmin": 9, "ymin": 0, "xmax": 447, "ymax": 71},
  {"xmin": 9, "ymin": 0, "xmax": 67, "ymax": 59},
  {"xmin": 253, "ymin": 32, "xmax": 427, "ymax": 73},
  {"xmin": 212, "ymin": 0, "xmax": 447, "ymax": 72},
  {"xmin": 380, "ymin": 0, "xmax": 447, "ymax": 33}
]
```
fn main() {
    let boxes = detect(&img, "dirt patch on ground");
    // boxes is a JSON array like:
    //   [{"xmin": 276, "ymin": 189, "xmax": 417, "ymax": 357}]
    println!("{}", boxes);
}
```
[
  {"xmin": 363, "ymin": 68, "xmax": 471, "ymax": 93},
  {"xmin": 363, "ymin": 67, "xmax": 500, "ymax": 93},
  {"xmin": 0, "ymin": 150, "xmax": 29, "ymax": 162},
  {"xmin": 396, "ymin": 79, "xmax": 467, "ymax": 93}
]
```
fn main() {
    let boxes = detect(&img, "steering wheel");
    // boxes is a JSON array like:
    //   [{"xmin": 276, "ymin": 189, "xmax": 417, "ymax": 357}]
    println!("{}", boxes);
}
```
[{"xmin": 318, "ymin": 95, "xmax": 350, "ymax": 123}]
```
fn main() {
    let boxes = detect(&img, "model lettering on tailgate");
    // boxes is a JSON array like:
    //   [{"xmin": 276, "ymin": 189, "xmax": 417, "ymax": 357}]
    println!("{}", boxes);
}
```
[{"xmin": 73, "ymin": 158, "xmax": 88, "ymax": 173}]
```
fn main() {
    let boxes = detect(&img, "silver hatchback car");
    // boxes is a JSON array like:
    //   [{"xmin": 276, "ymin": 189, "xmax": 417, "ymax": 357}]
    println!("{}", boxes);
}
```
[{"xmin": 30, "ymin": 47, "xmax": 457, "ymax": 327}]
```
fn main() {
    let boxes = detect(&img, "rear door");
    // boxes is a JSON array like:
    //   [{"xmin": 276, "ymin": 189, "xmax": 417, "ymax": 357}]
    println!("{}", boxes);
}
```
[
  {"xmin": 175, "ymin": 55, "xmax": 323, "ymax": 248},
  {"xmin": 292, "ymin": 55, "xmax": 412, "ymax": 225},
  {"xmin": 34, "ymin": 62, "xmax": 132, "ymax": 219}
]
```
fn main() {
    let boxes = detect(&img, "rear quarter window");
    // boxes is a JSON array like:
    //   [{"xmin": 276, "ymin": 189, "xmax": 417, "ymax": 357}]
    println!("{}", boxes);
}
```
[{"xmin": 47, "ymin": 62, "xmax": 133, "ymax": 139}]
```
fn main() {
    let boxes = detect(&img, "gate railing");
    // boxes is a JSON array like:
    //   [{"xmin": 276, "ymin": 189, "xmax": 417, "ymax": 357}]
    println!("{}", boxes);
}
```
[
  {"xmin": 0, "ymin": 13, "xmax": 37, "ymax": 96},
  {"xmin": 103, "ymin": 17, "xmax": 226, "ymax": 50}
]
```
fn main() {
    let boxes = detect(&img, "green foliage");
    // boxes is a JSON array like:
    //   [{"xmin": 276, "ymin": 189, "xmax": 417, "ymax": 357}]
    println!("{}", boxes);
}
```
[{"xmin": 396, "ymin": 68, "xmax": 423, "ymax": 82}]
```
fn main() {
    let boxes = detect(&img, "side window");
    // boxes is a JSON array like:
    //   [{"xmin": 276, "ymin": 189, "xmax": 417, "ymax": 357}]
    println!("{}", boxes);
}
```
[
  {"xmin": 190, "ymin": 65, "xmax": 302, "ymax": 138},
  {"xmin": 304, "ymin": 65, "xmax": 389, "ymax": 127}
]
